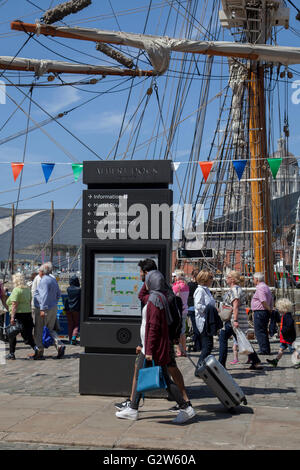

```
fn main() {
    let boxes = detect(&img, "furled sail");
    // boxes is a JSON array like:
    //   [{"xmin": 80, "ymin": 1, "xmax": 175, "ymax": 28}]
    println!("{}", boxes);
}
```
[{"xmin": 11, "ymin": 22, "xmax": 300, "ymax": 74}]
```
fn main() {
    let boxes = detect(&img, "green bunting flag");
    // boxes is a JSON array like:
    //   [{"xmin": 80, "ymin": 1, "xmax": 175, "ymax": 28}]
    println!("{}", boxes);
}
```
[
  {"xmin": 267, "ymin": 158, "xmax": 282, "ymax": 179},
  {"xmin": 72, "ymin": 163, "xmax": 83, "ymax": 182}
]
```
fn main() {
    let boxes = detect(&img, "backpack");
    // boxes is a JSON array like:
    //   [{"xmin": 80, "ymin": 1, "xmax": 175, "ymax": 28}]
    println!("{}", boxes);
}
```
[
  {"xmin": 281, "ymin": 313, "xmax": 296, "ymax": 344},
  {"xmin": 168, "ymin": 294, "xmax": 183, "ymax": 343}
]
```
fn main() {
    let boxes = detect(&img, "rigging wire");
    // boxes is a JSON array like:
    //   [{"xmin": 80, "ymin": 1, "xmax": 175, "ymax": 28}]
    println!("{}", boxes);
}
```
[
  {"xmin": 29, "ymin": 194, "xmax": 83, "ymax": 266},
  {"xmin": 112, "ymin": 0, "xmax": 153, "ymax": 160},
  {"xmin": 4, "ymin": 74, "xmax": 104, "ymax": 160},
  {"xmin": 4, "ymin": 87, "xmax": 81, "ymax": 163}
]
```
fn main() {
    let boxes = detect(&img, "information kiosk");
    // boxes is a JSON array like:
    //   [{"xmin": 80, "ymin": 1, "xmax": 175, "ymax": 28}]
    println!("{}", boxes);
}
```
[{"xmin": 79, "ymin": 160, "xmax": 173, "ymax": 395}]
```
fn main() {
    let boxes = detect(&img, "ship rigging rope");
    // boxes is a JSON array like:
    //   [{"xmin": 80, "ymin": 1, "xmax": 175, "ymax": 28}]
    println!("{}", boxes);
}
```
[
  {"xmin": 2, "ymin": 83, "xmax": 34, "ymax": 282},
  {"xmin": 0, "ymin": 172, "xmax": 73, "ymax": 194},
  {"xmin": 4, "ymin": 88, "xmax": 81, "ymax": 163},
  {"xmin": 29, "ymin": 194, "xmax": 83, "ymax": 267},
  {"xmin": 106, "ymin": 79, "xmax": 154, "ymax": 161},
  {"xmin": 0, "ymin": 179, "xmax": 77, "ymax": 207},
  {"xmin": 15, "ymin": 84, "xmax": 34, "ymax": 214},
  {"xmin": 0, "ymin": 75, "xmax": 150, "ymax": 150},
  {"xmin": 112, "ymin": 0, "xmax": 154, "ymax": 160},
  {"xmin": 4, "ymin": 75, "xmax": 104, "ymax": 160}
]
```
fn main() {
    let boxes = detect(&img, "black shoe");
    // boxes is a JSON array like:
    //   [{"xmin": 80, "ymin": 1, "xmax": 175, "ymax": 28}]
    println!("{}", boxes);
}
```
[
  {"xmin": 57, "ymin": 345, "xmax": 65, "ymax": 359},
  {"xmin": 266, "ymin": 358, "xmax": 278, "ymax": 367},
  {"xmin": 169, "ymin": 401, "xmax": 192, "ymax": 413},
  {"xmin": 168, "ymin": 404, "xmax": 180, "ymax": 413},
  {"xmin": 249, "ymin": 364, "xmax": 264, "ymax": 370},
  {"xmin": 114, "ymin": 398, "xmax": 131, "ymax": 411},
  {"xmin": 6, "ymin": 353, "xmax": 15, "ymax": 360}
]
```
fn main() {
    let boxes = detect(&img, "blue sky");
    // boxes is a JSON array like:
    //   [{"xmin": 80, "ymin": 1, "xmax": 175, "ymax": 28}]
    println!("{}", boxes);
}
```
[{"xmin": 0, "ymin": 0, "xmax": 300, "ymax": 212}]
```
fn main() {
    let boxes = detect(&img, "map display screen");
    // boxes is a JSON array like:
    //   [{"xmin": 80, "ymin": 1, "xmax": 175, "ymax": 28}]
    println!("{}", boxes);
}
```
[{"xmin": 93, "ymin": 253, "xmax": 158, "ymax": 317}]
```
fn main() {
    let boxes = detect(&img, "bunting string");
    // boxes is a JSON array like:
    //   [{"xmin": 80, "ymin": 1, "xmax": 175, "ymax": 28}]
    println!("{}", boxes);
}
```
[
  {"xmin": 0, "ymin": 157, "xmax": 288, "ymax": 183},
  {"xmin": 7, "ymin": 162, "xmax": 84, "ymax": 183}
]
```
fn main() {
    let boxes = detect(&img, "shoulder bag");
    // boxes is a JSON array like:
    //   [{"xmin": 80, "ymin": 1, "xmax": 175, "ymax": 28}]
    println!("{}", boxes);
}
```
[{"xmin": 219, "ymin": 303, "xmax": 233, "ymax": 322}]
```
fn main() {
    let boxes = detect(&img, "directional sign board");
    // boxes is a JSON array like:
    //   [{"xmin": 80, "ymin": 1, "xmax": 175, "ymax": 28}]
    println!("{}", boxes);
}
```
[{"xmin": 82, "ymin": 189, "xmax": 173, "ymax": 241}]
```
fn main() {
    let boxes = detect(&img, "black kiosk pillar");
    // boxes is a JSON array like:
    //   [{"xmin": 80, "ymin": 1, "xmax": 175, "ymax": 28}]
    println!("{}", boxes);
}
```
[{"xmin": 79, "ymin": 160, "xmax": 173, "ymax": 395}]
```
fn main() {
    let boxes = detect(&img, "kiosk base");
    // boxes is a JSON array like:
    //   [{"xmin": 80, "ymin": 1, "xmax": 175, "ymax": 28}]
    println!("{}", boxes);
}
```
[{"xmin": 79, "ymin": 352, "xmax": 168, "ymax": 398}]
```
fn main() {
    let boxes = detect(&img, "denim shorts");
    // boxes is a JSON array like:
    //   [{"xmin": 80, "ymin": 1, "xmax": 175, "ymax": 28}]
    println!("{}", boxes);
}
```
[{"xmin": 280, "ymin": 343, "xmax": 291, "ymax": 351}]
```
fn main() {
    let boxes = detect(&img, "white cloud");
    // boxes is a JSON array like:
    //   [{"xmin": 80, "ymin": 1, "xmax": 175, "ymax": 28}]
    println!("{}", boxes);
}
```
[
  {"xmin": 40, "ymin": 87, "xmax": 81, "ymax": 115},
  {"xmin": 75, "ymin": 111, "xmax": 129, "ymax": 134}
]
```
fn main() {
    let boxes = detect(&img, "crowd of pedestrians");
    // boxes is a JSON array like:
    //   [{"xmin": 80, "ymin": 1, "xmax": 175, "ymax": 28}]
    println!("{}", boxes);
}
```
[
  {"xmin": 0, "ymin": 258, "xmax": 297, "ymax": 426},
  {"xmin": 0, "ymin": 262, "xmax": 81, "ymax": 360},
  {"xmin": 115, "ymin": 262, "xmax": 297, "ymax": 424}
]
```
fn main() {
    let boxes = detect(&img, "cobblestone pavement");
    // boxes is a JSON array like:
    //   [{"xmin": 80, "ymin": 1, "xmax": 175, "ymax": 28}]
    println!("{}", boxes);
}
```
[
  {"xmin": 0, "ymin": 336, "xmax": 299, "ymax": 408},
  {"xmin": 0, "ymin": 338, "xmax": 81, "ymax": 397},
  {"xmin": 0, "ymin": 336, "xmax": 299, "ymax": 451}
]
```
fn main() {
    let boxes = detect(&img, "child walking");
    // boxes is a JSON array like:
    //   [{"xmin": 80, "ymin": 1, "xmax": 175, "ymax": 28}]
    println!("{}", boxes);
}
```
[{"xmin": 267, "ymin": 298, "xmax": 296, "ymax": 368}]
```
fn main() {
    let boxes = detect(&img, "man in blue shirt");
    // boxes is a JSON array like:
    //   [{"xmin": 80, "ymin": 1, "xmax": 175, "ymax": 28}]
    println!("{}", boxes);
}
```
[{"xmin": 34, "ymin": 262, "xmax": 65, "ymax": 359}]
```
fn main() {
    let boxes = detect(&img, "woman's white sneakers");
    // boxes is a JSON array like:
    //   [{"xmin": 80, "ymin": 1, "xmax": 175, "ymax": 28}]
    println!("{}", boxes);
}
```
[
  {"xmin": 115, "ymin": 407, "xmax": 139, "ymax": 421},
  {"xmin": 172, "ymin": 406, "xmax": 196, "ymax": 424},
  {"xmin": 115, "ymin": 404, "xmax": 196, "ymax": 424}
]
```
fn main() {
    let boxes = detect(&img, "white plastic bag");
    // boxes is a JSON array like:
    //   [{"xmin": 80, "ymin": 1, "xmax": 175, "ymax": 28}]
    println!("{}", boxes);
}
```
[{"xmin": 234, "ymin": 327, "xmax": 254, "ymax": 355}]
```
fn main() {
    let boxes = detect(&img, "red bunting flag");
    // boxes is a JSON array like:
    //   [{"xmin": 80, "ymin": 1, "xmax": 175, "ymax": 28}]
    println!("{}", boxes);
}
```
[
  {"xmin": 11, "ymin": 162, "xmax": 24, "ymax": 182},
  {"xmin": 199, "ymin": 161, "xmax": 213, "ymax": 182}
]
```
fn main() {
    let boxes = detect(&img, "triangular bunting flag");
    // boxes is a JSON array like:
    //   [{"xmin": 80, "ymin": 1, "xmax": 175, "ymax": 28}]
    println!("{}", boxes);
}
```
[
  {"xmin": 172, "ymin": 162, "xmax": 180, "ymax": 171},
  {"xmin": 267, "ymin": 158, "xmax": 282, "ymax": 179},
  {"xmin": 11, "ymin": 162, "xmax": 24, "ymax": 182},
  {"xmin": 41, "ymin": 163, "xmax": 55, "ymax": 183},
  {"xmin": 233, "ymin": 160, "xmax": 247, "ymax": 181},
  {"xmin": 72, "ymin": 163, "xmax": 83, "ymax": 182},
  {"xmin": 199, "ymin": 161, "xmax": 213, "ymax": 182}
]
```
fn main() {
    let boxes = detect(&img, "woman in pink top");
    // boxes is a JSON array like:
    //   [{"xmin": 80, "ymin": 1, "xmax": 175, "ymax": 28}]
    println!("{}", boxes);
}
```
[{"xmin": 172, "ymin": 270, "xmax": 189, "ymax": 357}]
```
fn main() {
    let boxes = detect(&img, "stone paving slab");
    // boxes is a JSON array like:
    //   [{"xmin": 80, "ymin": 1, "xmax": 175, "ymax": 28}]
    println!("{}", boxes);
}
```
[{"xmin": 0, "ymin": 336, "xmax": 299, "ymax": 450}]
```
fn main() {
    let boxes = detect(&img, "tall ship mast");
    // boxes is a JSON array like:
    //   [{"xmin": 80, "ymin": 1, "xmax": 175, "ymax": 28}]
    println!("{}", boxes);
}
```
[{"xmin": 0, "ymin": 1, "xmax": 299, "ymax": 298}]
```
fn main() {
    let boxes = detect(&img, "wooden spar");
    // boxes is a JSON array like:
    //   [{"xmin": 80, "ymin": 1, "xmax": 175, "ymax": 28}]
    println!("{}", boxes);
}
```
[
  {"xmin": 11, "ymin": 21, "xmax": 300, "ymax": 65},
  {"xmin": 249, "ymin": 67, "xmax": 264, "ymax": 275},
  {"xmin": 248, "ymin": 65, "xmax": 274, "ymax": 284},
  {"xmin": 11, "ymin": 21, "xmax": 259, "ymax": 61},
  {"xmin": 0, "ymin": 56, "xmax": 154, "ymax": 77},
  {"xmin": 258, "ymin": 66, "xmax": 274, "ymax": 286},
  {"xmin": 10, "ymin": 21, "xmax": 260, "ymax": 61}
]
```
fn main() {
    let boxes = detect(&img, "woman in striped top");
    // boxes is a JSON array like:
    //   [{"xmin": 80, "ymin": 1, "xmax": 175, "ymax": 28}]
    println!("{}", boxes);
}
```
[{"xmin": 218, "ymin": 271, "xmax": 262, "ymax": 370}]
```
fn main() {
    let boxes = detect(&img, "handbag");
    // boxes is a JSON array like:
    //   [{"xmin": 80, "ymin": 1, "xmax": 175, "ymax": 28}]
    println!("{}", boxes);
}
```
[
  {"xmin": 42, "ymin": 326, "xmax": 54, "ymax": 348},
  {"xmin": 5, "ymin": 320, "xmax": 23, "ymax": 339},
  {"xmin": 137, "ymin": 360, "xmax": 167, "ymax": 393},
  {"xmin": 0, "ymin": 299, "xmax": 6, "ymax": 316},
  {"xmin": 234, "ymin": 327, "xmax": 254, "ymax": 355},
  {"xmin": 219, "ymin": 303, "xmax": 233, "ymax": 322}
]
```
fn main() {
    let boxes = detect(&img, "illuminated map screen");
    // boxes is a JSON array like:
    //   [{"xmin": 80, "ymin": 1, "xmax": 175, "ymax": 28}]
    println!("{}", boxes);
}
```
[{"xmin": 93, "ymin": 253, "xmax": 158, "ymax": 316}]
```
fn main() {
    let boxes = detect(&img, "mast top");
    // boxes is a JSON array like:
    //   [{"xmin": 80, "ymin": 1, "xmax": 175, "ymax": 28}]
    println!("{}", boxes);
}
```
[{"xmin": 219, "ymin": 0, "xmax": 289, "ymax": 43}]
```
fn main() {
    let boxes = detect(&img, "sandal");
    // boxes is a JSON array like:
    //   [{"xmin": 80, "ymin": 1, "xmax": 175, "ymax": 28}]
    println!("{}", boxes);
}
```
[{"xmin": 176, "ymin": 351, "xmax": 187, "ymax": 357}]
